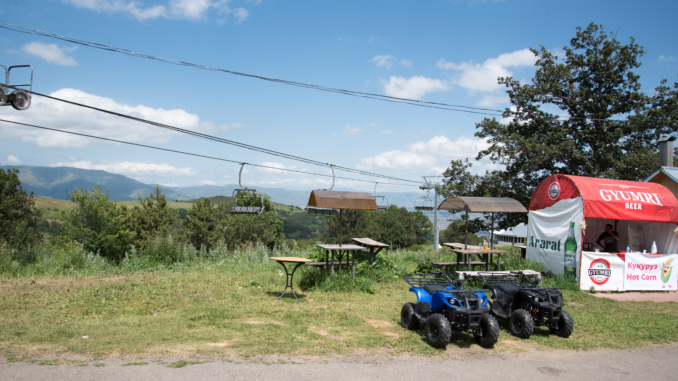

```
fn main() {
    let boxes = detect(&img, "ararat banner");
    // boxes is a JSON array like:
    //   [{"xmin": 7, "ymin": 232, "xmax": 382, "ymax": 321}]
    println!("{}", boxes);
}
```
[
  {"xmin": 624, "ymin": 253, "xmax": 678, "ymax": 291},
  {"xmin": 579, "ymin": 251, "xmax": 625, "ymax": 291},
  {"xmin": 526, "ymin": 197, "xmax": 584, "ymax": 279}
]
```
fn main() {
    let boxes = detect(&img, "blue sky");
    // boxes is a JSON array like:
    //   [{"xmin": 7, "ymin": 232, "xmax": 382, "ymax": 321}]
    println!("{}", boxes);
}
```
[{"xmin": 1, "ymin": 0, "xmax": 677, "ymax": 192}]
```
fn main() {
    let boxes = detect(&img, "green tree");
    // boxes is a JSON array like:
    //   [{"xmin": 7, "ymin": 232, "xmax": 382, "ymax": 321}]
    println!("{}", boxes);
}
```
[
  {"xmin": 410, "ymin": 210, "xmax": 434, "ymax": 244},
  {"xmin": 321, "ymin": 209, "xmax": 374, "ymax": 245},
  {"xmin": 440, "ymin": 220, "xmax": 482, "ymax": 247},
  {"xmin": 443, "ymin": 23, "xmax": 678, "ymax": 229},
  {"xmin": 0, "ymin": 168, "xmax": 41, "ymax": 248},
  {"xmin": 60, "ymin": 186, "xmax": 135, "ymax": 262},
  {"xmin": 130, "ymin": 186, "xmax": 177, "ymax": 244},
  {"xmin": 209, "ymin": 191, "xmax": 284, "ymax": 249},
  {"xmin": 181, "ymin": 198, "xmax": 228, "ymax": 250}
]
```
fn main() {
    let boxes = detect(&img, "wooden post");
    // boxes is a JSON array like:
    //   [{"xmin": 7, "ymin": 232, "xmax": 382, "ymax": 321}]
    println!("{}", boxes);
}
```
[
  {"xmin": 339, "ymin": 209, "xmax": 343, "ymax": 247},
  {"xmin": 464, "ymin": 210, "xmax": 469, "ymax": 250},
  {"xmin": 490, "ymin": 212, "xmax": 495, "ymax": 250}
]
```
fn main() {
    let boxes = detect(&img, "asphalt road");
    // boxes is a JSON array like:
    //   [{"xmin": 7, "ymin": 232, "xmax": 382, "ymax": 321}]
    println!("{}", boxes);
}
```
[{"xmin": 2, "ymin": 344, "xmax": 676, "ymax": 381}]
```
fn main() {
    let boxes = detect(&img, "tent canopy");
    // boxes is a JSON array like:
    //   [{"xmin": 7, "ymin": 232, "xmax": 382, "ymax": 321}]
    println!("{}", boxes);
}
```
[
  {"xmin": 530, "ymin": 174, "xmax": 678, "ymax": 223},
  {"xmin": 307, "ymin": 190, "xmax": 377, "ymax": 210},
  {"xmin": 438, "ymin": 196, "xmax": 528, "ymax": 213}
]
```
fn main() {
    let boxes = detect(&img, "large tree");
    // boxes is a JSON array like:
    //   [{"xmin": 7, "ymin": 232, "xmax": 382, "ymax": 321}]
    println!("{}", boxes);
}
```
[
  {"xmin": 0, "ymin": 168, "xmax": 41, "ymax": 248},
  {"xmin": 443, "ymin": 23, "xmax": 678, "ymax": 229}
]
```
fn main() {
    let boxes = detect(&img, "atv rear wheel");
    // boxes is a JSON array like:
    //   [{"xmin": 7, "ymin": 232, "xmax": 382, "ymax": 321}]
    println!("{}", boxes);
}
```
[
  {"xmin": 549, "ymin": 310, "xmax": 574, "ymax": 338},
  {"xmin": 425, "ymin": 314, "xmax": 451, "ymax": 348},
  {"xmin": 401, "ymin": 303, "xmax": 419, "ymax": 330},
  {"xmin": 474, "ymin": 313, "xmax": 500, "ymax": 348},
  {"xmin": 509, "ymin": 309, "xmax": 534, "ymax": 339}
]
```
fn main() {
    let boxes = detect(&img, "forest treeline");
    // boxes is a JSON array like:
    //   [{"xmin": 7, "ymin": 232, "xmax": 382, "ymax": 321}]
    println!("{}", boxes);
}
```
[{"xmin": 1, "ymin": 168, "xmax": 454, "ymax": 264}]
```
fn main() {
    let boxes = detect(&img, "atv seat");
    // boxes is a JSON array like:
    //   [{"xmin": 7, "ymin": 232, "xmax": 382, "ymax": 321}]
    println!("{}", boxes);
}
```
[
  {"xmin": 423, "ymin": 284, "xmax": 451, "ymax": 294},
  {"xmin": 495, "ymin": 282, "xmax": 521, "ymax": 297}
]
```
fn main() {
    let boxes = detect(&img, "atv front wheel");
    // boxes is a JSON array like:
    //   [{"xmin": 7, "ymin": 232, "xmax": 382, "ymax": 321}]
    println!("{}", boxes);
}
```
[
  {"xmin": 509, "ymin": 309, "xmax": 534, "ymax": 339},
  {"xmin": 549, "ymin": 310, "xmax": 574, "ymax": 338},
  {"xmin": 401, "ymin": 303, "xmax": 419, "ymax": 330},
  {"xmin": 425, "ymin": 314, "xmax": 451, "ymax": 348},
  {"xmin": 474, "ymin": 313, "xmax": 500, "ymax": 348}
]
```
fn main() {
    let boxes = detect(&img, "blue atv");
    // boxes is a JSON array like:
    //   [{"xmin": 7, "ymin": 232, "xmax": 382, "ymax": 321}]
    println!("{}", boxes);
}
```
[{"xmin": 401, "ymin": 272, "xmax": 500, "ymax": 348}]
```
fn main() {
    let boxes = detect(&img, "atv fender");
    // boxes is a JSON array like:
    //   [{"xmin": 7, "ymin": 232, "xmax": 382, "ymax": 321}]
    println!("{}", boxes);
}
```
[{"xmin": 409, "ymin": 287, "xmax": 432, "ymax": 304}]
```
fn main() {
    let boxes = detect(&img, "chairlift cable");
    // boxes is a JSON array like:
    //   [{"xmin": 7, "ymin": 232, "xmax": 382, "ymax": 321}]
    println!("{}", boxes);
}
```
[
  {"xmin": 4, "ymin": 86, "xmax": 421, "ymax": 184},
  {"xmin": 0, "ymin": 118, "xmax": 420, "ymax": 187},
  {"xmin": 0, "ymin": 22, "xmax": 646, "ymax": 124}
]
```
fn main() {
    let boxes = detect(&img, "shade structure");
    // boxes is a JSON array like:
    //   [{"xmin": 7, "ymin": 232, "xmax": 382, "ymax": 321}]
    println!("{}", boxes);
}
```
[
  {"xmin": 437, "ymin": 196, "xmax": 528, "ymax": 251},
  {"xmin": 307, "ymin": 190, "xmax": 378, "ymax": 247},
  {"xmin": 438, "ymin": 197, "xmax": 528, "ymax": 213},
  {"xmin": 307, "ymin": 190, "xmax": 378, "ymax": 210}
]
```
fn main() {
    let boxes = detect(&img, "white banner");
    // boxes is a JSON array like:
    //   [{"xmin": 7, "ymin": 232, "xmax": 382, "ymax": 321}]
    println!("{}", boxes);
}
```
[
  {"xmin": 527, "ymin": 197, "xmax": 584, "ymax": 279},
  {"xmin": 624, "ymin": 253, "xmax": 678, "ymax": 291},
  {"xmin": 579, "ymin": 251, "xmax": 625, "ymax": 291}
]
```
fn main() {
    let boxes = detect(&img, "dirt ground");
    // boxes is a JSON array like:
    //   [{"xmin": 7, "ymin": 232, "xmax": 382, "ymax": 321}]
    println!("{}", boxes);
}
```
[
  {"xmin": 2, "ymin": 344, "xmax": 677, "ymax": 381},
  {"xmin": 592, "ymin": 291, "xmax": 678, "ymax": 302}
]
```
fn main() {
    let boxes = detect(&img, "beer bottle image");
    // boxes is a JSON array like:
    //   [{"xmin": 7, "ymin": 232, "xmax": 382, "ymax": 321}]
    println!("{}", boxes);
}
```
[{"xmin": 564, "ymin": 222, "xmax": 577, "ymax": 280}]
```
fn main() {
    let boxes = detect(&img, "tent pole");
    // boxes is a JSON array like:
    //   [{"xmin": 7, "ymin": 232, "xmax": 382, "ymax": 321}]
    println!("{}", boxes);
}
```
[
  {"xmin": 339, "ymin": 209, "xmax": 343, "ymax": 248},
  {"xmin": 491, "ymin": 212, "xmax": 495, "ymax": 250},
  {"xmin": 465, "ymin": 210, "xmax": 468, "ymax": 250}
]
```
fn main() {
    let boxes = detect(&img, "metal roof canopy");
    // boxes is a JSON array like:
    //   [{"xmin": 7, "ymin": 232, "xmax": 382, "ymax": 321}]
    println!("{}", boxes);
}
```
[
  {"xmin": 438, "ymin": 197, "xmax": 528, "ymax": 213},
  {"xmin": 307, "ymin": 190, "xmax": 378, "ymax": 210},
  {"xmin": 308, "ymin": 190, "xmax": 377, "ymax": 249},
  {"xmin": 437, "ymin": 196, "xmax": 527, "ymax": 251}
]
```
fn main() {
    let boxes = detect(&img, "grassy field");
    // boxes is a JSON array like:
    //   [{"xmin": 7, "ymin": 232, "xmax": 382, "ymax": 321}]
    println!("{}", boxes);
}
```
[{"xmin": 1, "ymin": 250, "xmax": 677, "ymax": 359}]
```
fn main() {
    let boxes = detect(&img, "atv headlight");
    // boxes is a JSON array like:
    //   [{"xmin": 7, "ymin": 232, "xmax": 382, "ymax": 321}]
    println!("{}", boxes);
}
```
[{"xmin": 534, "ymin": 297, "xmax": 540, "ymax": 302}]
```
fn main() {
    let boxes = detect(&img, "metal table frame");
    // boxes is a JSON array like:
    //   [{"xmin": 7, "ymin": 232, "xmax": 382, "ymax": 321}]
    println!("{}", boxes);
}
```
[{"xmin": 269, "ymin": 257, "xmax": 312, "ymax": 301}]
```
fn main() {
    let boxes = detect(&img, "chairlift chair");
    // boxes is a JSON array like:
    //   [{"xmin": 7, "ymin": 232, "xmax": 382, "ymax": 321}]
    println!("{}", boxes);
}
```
[
  {"xmin": 230, "ymin": 163, "xmax": 265, "ymax": 215},
  {"xmin": 0, "ymin": 65, "xmax": 33, "ymax": 111},
  {"xmin": 373, "ymin": 183, "xmax": 389, "ymax": 210},
  {"xmin": 414, "ymin": 195, "xmax": 434, "ymax": 211}
]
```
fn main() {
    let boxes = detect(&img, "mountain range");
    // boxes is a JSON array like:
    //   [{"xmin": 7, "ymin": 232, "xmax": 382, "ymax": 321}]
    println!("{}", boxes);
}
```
[{"xmin": 2, "ymin": 165, "xmax": 427, "ymax": 209}]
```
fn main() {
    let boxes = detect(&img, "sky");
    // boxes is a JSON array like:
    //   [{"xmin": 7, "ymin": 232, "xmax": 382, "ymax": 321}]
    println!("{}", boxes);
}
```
[{"xmin": 1, "ymin": 0, "xmax": 677, "ymax": 193}]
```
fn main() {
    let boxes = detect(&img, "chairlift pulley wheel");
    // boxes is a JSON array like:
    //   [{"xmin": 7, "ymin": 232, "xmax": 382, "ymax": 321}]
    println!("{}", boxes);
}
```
[
  {"xmin": 9, "ymin": 89, "xmax": 31, "ymax": 111},
  {"xmin": 0, "ymin": 86, "xmax": 7, "ymax": 106}
]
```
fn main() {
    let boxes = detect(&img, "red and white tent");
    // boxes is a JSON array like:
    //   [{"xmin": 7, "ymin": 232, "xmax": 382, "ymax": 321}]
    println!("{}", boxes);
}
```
[{"xmin": 527, "ymin": 174, "xmax": 678, "ymax": 291}]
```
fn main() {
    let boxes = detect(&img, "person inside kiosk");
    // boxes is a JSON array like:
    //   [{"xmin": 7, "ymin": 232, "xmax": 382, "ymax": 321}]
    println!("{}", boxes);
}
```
[{"xmin": 596, "ymin": 223, "xmax": 620, "ymax": 252}]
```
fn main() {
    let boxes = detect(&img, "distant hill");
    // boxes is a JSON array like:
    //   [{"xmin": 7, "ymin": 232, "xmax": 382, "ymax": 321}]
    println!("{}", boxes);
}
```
[{"xmin": 2, "ymin": 165, "xmax": 423, "ymax": 208}]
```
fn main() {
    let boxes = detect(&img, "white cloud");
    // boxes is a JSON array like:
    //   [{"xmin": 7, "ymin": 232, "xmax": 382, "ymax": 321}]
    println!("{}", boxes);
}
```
[
  {"xmin": 659, "ymin": 55, "xmax": 675, "ymax": 62},
  {"xmin": 158, "ymin": 182, "xmax": 179, "ymax": 187},
  {"xmin": 372, "ymin": 55, "xmax": 396, "ymax": 69},
  {"xmin": 52, "ymin": 160, "xmax": 195, "ymax": 176},
  {"xmin": 381, "ymin": 129, "xmax": 394, "ymax": 135},
  {"xmin": 372, "ymin": 55, "xmax": 413, "ymax": 69},
  {"xmin": 380, "ymin": 76, "xmax": 449, "ymax": 100},
  {"xmin": 22, "ymin": 42, "xmax": 78, "ymax": 66},
  {"xmin": 342, "ymin": 125, "xmax": 364, "ymax": 137},
  {"xmin": 200, "ymin": 180, "xmax": 218, "ymax": 185},
  {"xmin": 6, "ymin": 155, "xmax": 21, "ymax": 164},
  {"xmin": 365, "ymin": 122, "xmax": 378, "ymax": 127},
  {"xmin": 357, "ymin": 135, "xmax": 492, "ymax": 172},
  {"xmin": 0, "ymin": 88, "xmax": 244, "ymax": 149},
  {"xmin": 64, "ymin": 0, "xmax": 249, "ymax": 22},
  {"xmin": 437, "ymin": 48, "xmax": 537, "ymax": 106}
]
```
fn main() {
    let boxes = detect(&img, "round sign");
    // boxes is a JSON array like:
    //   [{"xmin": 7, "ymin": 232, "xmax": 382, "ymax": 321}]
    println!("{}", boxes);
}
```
[
  {"xmin": 588, "ymin": 258, "xmax": 612, "ymax": 285},
  {"xmin": 548, "ymin": 182, "xmax": 561, "ymax": 200}
]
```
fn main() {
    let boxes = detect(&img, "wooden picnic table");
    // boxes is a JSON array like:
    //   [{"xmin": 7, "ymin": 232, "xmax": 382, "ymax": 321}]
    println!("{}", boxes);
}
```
[
  {"xmin": 306, "ymin": 244, "xmax": 366, "ymax": 282},
  {"xmin": 440, "ymin": 243, "xmax": 507, "ymax": 271},
  {"xmin": 351, "ymin": 238, "xmax": 390, "ymax": 264},
  {"xmin": 269, "ymin": 257, "xmax": 312, "ymax": 301}
]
